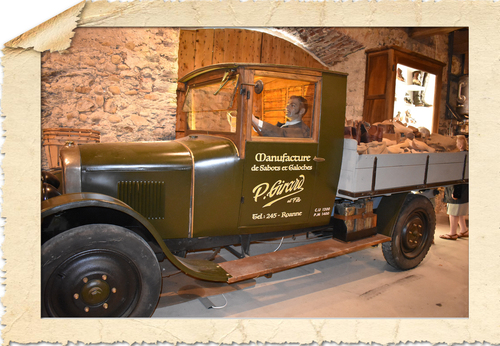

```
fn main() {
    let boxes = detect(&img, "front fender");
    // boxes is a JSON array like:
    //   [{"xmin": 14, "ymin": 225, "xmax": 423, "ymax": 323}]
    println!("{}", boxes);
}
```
[{"xmin": 42, "ymin": 193, "xmax": 230, "ymax": 282}]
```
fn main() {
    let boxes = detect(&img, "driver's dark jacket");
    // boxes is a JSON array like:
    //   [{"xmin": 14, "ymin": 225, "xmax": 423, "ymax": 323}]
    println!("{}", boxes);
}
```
[{"xmin": 260, "ymin": 121, "xmax": 310, "ymax": 138}]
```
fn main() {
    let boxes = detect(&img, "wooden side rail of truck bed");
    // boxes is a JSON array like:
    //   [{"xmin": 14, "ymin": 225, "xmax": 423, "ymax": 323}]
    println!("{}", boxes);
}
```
[{"xmin": 337, "ymin": 139, "xmax": 468, "ymax": 199}]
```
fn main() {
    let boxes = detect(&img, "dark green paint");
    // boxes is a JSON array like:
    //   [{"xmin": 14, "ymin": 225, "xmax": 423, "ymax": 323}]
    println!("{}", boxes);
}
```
[
  {"xmin": 308, "ymin": 72, "xmax": 348, "ymax": 225},
  {"xmin": 79, "ymin": 141, "xmax": 192, "ymax": 239},
  {"xmin": 41, "ymin": 192, "xmax": 230, "ymax": 282},
  {"xmin": 240, "ymin": 141, "xmax": 318, "ymax": 231},
  {"xmin": 375, "ymin": 192, "xmax": 410, "ymax": 236},
  {"xmin": 176, "ymin": 135, "xmax": 244, "ymax": 237},
  {"xmin": 43, "ymin": 64, "xmax": 351, "ymax": 283}
]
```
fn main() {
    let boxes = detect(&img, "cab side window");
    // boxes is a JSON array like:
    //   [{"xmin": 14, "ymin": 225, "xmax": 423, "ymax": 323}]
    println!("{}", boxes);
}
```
[{"xmin": 251, "ymin": 75, "xmax": 316, "ymax": 139}]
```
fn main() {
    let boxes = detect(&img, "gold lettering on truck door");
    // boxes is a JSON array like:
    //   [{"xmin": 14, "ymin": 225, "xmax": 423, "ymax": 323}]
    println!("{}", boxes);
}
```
[{"xmin": 252, "ymin": 175, "xmax": 305, "ymax": 207}]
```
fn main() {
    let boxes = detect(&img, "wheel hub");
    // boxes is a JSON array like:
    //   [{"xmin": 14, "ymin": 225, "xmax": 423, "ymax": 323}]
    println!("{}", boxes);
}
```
[
  {"xmin": 44, "ymin": 249, "xmax": 141, "ymax": 317},
  {"xmin": 405, "ymin": 222, "xmax": 422, "ymax": 246},
  {"xmin": 402, "ymin": 215, "xmax": 427, "ymax": 257},
  {"xmin": 408, "ymin": 223, "xmax": 422, "ymax": 241},
  {"xmin": 42, "ymin": 225, "xmax": 162, "ymax": 317},
  {"xmin": 81, "ymin": 278, "xmax": 111, "ymax": 306},
  {"xmin": 382, "ymin": 195, "xmax": 436, "ymax": 270}
]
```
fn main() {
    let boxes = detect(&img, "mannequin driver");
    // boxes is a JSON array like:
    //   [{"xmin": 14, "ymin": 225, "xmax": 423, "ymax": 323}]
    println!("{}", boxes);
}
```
[{"xmin": 252, "ymin": 96, "xmax": 310, "ymax": 138}]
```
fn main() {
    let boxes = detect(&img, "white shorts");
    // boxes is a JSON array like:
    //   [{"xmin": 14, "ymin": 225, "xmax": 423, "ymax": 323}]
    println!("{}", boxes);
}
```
[{"xmin": 447, "ymin": 202, "xmax": 468, "ymax": 216}]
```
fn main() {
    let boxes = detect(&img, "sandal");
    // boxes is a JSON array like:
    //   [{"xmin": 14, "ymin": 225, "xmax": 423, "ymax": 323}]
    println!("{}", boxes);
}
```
[
  {"xmin": 439, "ymin": 233, "xmax": 458, "ymax": 240},
  {"xmin": 458, "ymin": 231, "xmax": 469, "ymax": 238}
]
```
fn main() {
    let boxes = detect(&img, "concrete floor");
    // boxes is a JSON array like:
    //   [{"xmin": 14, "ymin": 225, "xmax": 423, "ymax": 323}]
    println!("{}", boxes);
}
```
[{"xmin": 152, "ymin": 213, "xmax": 468, "ymax": 318}]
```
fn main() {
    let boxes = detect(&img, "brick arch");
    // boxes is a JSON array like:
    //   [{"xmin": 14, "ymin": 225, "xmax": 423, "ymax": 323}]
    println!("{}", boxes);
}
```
[{"xmin": 178, "ymin": 28, "xmax": 326, "ymax": 79}]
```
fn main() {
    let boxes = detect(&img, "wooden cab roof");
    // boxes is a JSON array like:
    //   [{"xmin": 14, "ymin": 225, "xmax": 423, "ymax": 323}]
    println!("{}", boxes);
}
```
[{"xmin": 178, "ymin": 63, "xmax": 347, "ymax": 83}]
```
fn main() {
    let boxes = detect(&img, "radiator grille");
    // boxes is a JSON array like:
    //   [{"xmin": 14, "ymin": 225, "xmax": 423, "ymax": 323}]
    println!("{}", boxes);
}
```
[{"xmin": 117, "ymin": 181, "xmax": 165, "ymax": 219}]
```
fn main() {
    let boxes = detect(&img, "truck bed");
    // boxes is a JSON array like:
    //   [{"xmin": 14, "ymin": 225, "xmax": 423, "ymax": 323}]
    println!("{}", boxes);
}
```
[{"xmin": 337, "ymin": 139, "xmax": 469, "ymax": 199}]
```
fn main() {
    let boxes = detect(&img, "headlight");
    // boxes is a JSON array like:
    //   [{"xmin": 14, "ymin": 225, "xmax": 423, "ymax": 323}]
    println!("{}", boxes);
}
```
[
  {"xmin": 60, "ymin": 142, "xmax": 82, "ymax": 194},
  {"xmin": 41, "ymin": 170, "xmax": 61, "ymax": 201}
]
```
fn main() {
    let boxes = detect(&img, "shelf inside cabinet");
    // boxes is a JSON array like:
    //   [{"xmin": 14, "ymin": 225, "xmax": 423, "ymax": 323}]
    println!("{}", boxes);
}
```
[
  {"xmin": 393, "ymin": 63, "xmax": 436, "ymax": 130},
  {"xmin": 399, "ymin": 84, "xmax": 426, "ymax": 92}
]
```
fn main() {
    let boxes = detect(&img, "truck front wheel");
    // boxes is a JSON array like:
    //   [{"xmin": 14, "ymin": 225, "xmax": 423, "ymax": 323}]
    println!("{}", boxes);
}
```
[
  {"xmin": 42, "ymin": 224, "xmax": 162, "ymax": 317},
  {"xmin": 382, "ymin": 194, "xmax": 436, "ymax": 270}
]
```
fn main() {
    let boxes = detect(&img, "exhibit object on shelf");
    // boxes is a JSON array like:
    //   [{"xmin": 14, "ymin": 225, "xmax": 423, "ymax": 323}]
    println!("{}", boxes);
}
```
[{"xmin": 41, "ymin": 63, "xmax": 468, "ymax": 317}]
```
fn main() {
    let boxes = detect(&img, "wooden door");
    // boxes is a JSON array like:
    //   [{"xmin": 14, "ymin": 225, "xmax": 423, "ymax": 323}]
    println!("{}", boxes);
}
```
[{"xmin": 363, "ymin": 50, "xmax": 392, "ymax": 124}]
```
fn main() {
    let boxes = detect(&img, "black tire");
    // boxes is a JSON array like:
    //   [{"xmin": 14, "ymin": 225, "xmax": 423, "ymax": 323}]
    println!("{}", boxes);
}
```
[
  {"xmin": 42, "ymin": 224, "xmax": 162, "ymax": 317},
  {"xmin": 382, "ymin": 194, "xmax": 436, "ymax": 270}
]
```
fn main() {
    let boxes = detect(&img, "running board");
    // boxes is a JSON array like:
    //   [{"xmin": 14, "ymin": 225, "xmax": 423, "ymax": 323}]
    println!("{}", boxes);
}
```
[{"xmin": 219, "ymin": 234, "xmax": 391, "ymax": 284}]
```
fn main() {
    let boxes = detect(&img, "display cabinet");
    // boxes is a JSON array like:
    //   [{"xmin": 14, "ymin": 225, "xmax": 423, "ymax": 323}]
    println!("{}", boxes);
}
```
[{"xmin": 362, "ymin": 46, "xmax": 445, "ymax": 133}]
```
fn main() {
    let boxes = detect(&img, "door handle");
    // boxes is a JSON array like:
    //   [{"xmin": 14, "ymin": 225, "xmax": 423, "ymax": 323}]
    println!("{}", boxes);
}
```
[
  {"xmin": 458, "ymin": 81, "xmax": 467, "ymax": 103},
  {"xmin": 313, "ymin": 156, "xmax": 325, "ymax": 162}
]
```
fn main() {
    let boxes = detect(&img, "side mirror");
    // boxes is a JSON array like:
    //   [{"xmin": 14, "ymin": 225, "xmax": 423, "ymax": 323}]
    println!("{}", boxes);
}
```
[
  {"xmin": 254, "ymin": 80, "xmax": 264, "ymax": 94},
  {"xmin": 241, "ymin": 80, "xmax": 264, "ymax": 94}
]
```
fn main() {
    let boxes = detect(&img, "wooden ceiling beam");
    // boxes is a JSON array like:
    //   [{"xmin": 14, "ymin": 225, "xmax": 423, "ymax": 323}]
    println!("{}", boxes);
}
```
[{"xmin": 409, "ymin": 27, "xmax": 465, "ymax": 38}]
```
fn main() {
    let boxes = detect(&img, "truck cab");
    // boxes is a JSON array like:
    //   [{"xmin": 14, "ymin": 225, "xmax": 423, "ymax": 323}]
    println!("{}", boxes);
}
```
[
  {"xmin": 175, "ymin": 64, "xmax": 346, "ymax": 236},
  {"xmin": 41, "ymin": 64, "xmax": 460, "ymax": 318}
]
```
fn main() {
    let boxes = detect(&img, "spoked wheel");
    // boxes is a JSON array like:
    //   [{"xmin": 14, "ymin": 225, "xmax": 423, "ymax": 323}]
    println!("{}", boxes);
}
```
[
  {"xmin": 42, "ymin": 224, "xmax": 162, "ymax": 317},
  {"xmin": 382, "ymin": 194, "xmax": 436, "ymax": 270}
]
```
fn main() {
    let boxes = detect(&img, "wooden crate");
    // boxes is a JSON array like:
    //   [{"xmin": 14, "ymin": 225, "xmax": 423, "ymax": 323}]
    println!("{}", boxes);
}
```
[
  {"xmin": 332, "ymin": 200, "xmax": 378, "ymax": 241},
  {"xmin": 42, "ymin": 128, "xmax": 100, "ymax": 168}
]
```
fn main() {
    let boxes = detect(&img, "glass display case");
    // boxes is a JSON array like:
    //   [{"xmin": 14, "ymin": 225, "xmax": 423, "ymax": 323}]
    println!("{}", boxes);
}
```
[
  {"xmin": 394, "ymin": 64, "xmax": 436, "ymax": 130},
  {"xmin": 363, "ymin": 46, "xmax": 445, "ymax": 133}
]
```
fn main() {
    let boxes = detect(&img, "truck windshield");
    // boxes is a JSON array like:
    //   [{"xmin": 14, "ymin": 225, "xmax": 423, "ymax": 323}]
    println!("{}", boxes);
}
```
[{"xmin": 183, "ymin": 75, "xmax": 239, "ymax": 133}]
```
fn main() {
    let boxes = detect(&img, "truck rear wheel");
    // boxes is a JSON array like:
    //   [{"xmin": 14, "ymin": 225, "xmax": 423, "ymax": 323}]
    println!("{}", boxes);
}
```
[
  {"xmin": 382, "ymin": 194, "xmax": 436, "ymax": 270},
  {"xmin": 42, "ymin": 224, "xmax": 161, "ymax": 317}
]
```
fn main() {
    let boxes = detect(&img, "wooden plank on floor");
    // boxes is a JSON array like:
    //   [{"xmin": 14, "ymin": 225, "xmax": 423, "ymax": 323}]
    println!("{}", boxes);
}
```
[{"xmin": 220, "ymin": 234, "xmax": 390, "ymax": 284}]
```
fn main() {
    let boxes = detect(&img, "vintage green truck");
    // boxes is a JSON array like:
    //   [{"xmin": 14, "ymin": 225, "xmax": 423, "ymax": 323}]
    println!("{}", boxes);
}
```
[{"xmin": 41, "ymin": 63, "xmax": 469, "ymax": 317}]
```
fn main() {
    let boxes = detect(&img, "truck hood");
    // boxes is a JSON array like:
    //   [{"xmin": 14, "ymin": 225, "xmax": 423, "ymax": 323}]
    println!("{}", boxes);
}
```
[
  {"xmin": 174, "ymin": 135, "xmax": 240, "ymax": 168},
  {"xmin": 79, "ymin": 135, "xmax": 239, "ymax": 173},
  {"xmin": 79, "ymin": 140, "xmax": 192, "ymax": 173},
  {"xmin": 74, "ymin": 135, "xmax": 241, "ymax": 239}
]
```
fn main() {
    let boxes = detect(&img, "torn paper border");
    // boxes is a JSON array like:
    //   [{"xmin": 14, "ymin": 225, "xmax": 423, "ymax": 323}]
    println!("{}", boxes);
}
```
[
  {"xmin": 1, "ymin": 0, "xmax": 499, "ymax": 345},
  {"xmin": 5, "ymin": 1, "xmax": 85, "ymax": 53}
]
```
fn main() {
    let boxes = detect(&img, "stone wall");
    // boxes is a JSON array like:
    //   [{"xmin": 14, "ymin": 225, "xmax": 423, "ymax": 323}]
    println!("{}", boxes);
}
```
[
  {"xmin": 329, "ymin": 28, "xmax": 450, "ymax": 133},
  {"xmin": 41, "ymin": 27, "xmax": 180, "ymax": 168},
  {"xmin": 41, "ymin": 27, "xmax": 453, "ymax": 168}
]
